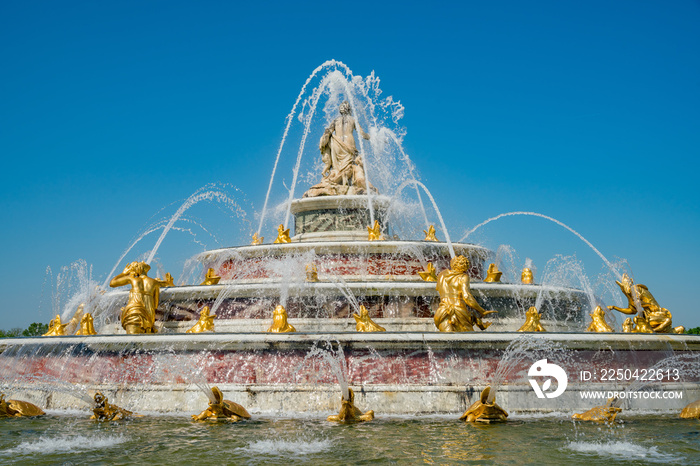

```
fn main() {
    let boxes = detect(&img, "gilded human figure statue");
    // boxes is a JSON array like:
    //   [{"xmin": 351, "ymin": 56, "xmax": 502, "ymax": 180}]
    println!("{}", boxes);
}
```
[
  {"xmin": 304, "ymin": 101, "xmax": 373, "ymax": 197},
  {"xmin": 434, "ymin": 255, "xmax": 496, "ymax": 332},
  {"xmin": 353, "ymin": 305, "xmax": 386, "ymax": 332},
  {"xmin": 110, "ymin": 261, "xmax": 162, "ymax": 334},
  {"xmin": 608, "ymin": 273, "xmax": 684, "ymax": 334}
]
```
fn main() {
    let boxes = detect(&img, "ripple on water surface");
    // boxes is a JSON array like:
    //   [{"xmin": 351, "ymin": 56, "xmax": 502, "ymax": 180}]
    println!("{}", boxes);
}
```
[
  {"xmin": 3, "ymin": 433, "xmax": 128, "ymax": 456},
  {"xmin": 564, "ymin": 440, "xmax": 682, "ymax": 464}
]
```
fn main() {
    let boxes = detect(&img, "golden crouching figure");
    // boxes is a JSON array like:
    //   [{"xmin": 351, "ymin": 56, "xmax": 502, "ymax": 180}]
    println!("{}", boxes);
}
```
[
  {"xmin": 483, "ymin": 263, "xmax": 502, "ymax": 283},
  {"xmin": 367, "ymin": 220, "xmax": 385, "ymax": 241},
  {"xmin": 192, "ymin": 386, "xmax": 251, "ymax": 422},
  {"xmin": 251, "ymin": 232, "xmax": 264, "ymax": 245},
  {"xmin": 434, "ymin": 255, "xmax": 496, "ymax": 332},
  {"xmin": 622, "ymin": 317, "xmax": 635, "ymax": 333},
  {"xmin": 517, "ymin": 307, "xmax": 546, "ymax": 332},
  {"xmin": 680, "ymin": 400, "xmax": 700, "ymax": 419},
  {"xmin": 459, "ymin": 387, "xmax": 508, "ymax": 423},
  {"xmin": 418, "ymin": 262, "xmax": 437, "ymax": 282},
  {"xmin": 266, "ymin": 305, "xmax": 296, "ymax": 333},
  {"xmin": 200, "ymin": 268, "xmax": 221, "ymax": 286},
  {"xmin": 187, "ymin": 306, "xmax": 215, "ymax": 333},
  {"xmin": 75, "ymin": 313, "xmax": 97, "ymax": 335},
  {"xmin": 586, "ymin": 306, "xmax": 613, "ymax": 332},
  {"xmin": 608, "ymin": 273, "xmax": 684, "ymax": 334},
  {"xmin": 90, "ymin": 392, "xmax": 138, "ymax": 421},
  {"xmin": 109, "ymin": 261, "xmax": 163, "ymax": 334},
  {"xmin": 521, "ymin": 267, "xmax": 534, "ymax": 284},
  {"xmin": 327, "ymin": 388, "xmax": 374, "ymax": 422},
  {"xmin": 572, "ymin": 397, "xmax": 622, "ymax": 423},
  {"xmin": 0, "ymin": 394, "xmax": 45, "ymax": 417},
  {"xmin": 306, "ymin": 263, "xmax": 319, "ymax": 282},
  {"xmin": 353, "ymin": 305, "xmax": 385, "ymax": 332},
  {"xmin": 273, "ymin": 224, "xmax": 291, "ymax": 244},
  {"xmin": 423, "ymin": 225, "xmax": 438, "ymax": 241},
  {"xmin": 43, "ymin": 314, "xmax": 69, "ymax": 336}
]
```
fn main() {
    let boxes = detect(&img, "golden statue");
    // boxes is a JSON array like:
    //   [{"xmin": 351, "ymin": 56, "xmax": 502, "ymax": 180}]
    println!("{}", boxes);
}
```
[
  {"xmin": 109, "ymin": 261, "xmax": 162, "ymax": 334},
  {"xmin": 64, "ymin": 303, "xmax": 85, "ymax": 334},
  {"xmin": 367, "ymin": 220, "xmax": 385, "ymax": 241},
  {"xmin": 353, "ymin": 305, "xmax": 386, "ymax": 332},
  {"xmin": 483, "ymin": 263, "xmax": 502, "ymax": 283},
  {"xmin": 622, "ymin": 317, "xmax": 635, "ymax": 333},
  {"xmin": 586, "ymin": 306, "xmax": 613, "ymax": 332},
  {"xmin": 327, "ymin": 388, "xmax": 374, "ymax": 422},
  {"xmin": 459, "ymin": 387, "xmax": 508, "ymax": 423},
  {"xmin": 43, "ymin": 314, "xmax": 68, "ymax": 336},
  {"xmin": 608, "ymin": 273, "xmax": 684, "ymax": 333},
  {"xmin": 200, "ymin": 268, "xmax": 221, "ymax": 286},
  {"xmin": 75, "ymin": 313, "xmax": 97, "ymax": 335},
  {"xmin": 306, "ymin": 263, "xmax": 319, "ymax": 282},
  {"xmin": 434, "ymin": 255, "xmax": 496, "ymax": 332},
  {"xmin": 423, "ymin": 225, "xmax": 438, "ymax": 242},
  {"xmin": 572, "ymin": 398, "xmax": 621, "ymax": 423},
  {"xmin": 186, "ymin": 306, "xmax": 215, "ymax": 333},
  {"xmin": 418, "ymin": 262, "xmax": 437, "ymax": 282},
  {"xmin": 633, "ymin": 315, "xmax": 654, "ymax": 333},
  {"xmin": 251, "ymin": 232, "xmax": 264, "ymax": 245},
  {"xmin": 157, "ymin": 272, "xmax": 174, "ymax": 287},
  {"xmin": 304, "ymin": 101, "xmax": 373, "ymax": 198},
  {"xmin": 90, "ymin": 392, "xmax": 138, "ymax": 421},
  {"xmin": 680, "ymin": 400, "xmax": 700, "ymax": 419},
  {"xmin": 0, "ymin": 394, "xmax": 45, "ymax": 417},
  {"xmin": 521, "ymin": 267, "xmax": 534, "ymax": 284},
  {"xmin": 192, "ymin": 386, "xmax": 251, "ymax": 422},
  {"xmin": 266, "ymin": 305, "xmax": 296, "ymax": 333},
  {"xmin": 517, "ymin": 307, "xmax": 546, "ymax": 332},
  {"xmin": 273, "ymin": 224, "xmax": 291, "ymax": 244}
]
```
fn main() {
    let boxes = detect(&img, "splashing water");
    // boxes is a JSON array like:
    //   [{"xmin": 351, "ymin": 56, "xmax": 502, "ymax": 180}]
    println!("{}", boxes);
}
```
[{"xmin": 306, "ymin": 340, "xmax": 350, "ymax": 401}]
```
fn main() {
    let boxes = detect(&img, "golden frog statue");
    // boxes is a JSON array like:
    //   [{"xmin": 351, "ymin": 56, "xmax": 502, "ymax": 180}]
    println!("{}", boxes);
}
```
[
  {"xmin": 273, "ymin": 224, "xmax": 291, "ymax": 244},
  {"xmin": 423, "ymin": 225, "xmax": 438, "ymax": 241},
  {"xmin": 43, "ymin": 314, "xmax": 68, "ymax": 336},
  {"xmin": 200, "ymin": 268, "xmax": 221, "ymax": 286},
  {"xmin": 327, "ymin": 388, "xmax": 374, "ymax": 422},
  {"xmin": 0, "ymin": 394, "xmax": 45, "ymax": 417},
  {"xmin": 586, "ymin": 306, "xmax": 613, "ymax": 332},
  {"xmin": 90, "ymin": 392, "xmax": 138, "ymax": 421},
  {"xmin": 622, "ymin": 317, "xmax": 635, "ymax": 333},
  {"xmin": 192, "ymin": 386, "xmax": 251, "ymax": 422},
  {"xmin": 521, "ymin": 267, "xmax": 534, "ymax": 284},
  {"xmin": 680, "ymin": 400, "xmax": 700, "ymax": 419},
  {"xmin": 434, "ymin": 255, "xmax": 496, "ymax": 332},
  {"xmin": 572, "ymin": 397, "xmax": 622, "ymax": 423},
  {"xmin": 251, "ymin": 232, "xmax": 264, "ymax": 245},
  {"xmin": 367, "ymin": 220, "xmax": 385, "ymax": 241},
  {"xmin": 517, "ymin": 306, "xmax": 546, "ymax": 332},
  {"xmin": 353, "ymin": 305, "xmax": 386, "ymax": 332},
  {"xmin": 459, "ymin": 387, "xmax": 508, "ymax": 423},
  {"xmin": 305, "ymin": 264, "xmax": 319, "ymax": 282},
  {"xmin": 418, "ymin": 262, "xmax": 437, "ymax": 282},
  {"xmin": 75, "ymin": 313, "xmax": 97, "ymax": 335},
  {"xmin": 266, "ymin": 305, "xmax": 296, "ymax": 333},
  {"xmin": 483, "ymin": 263, "xmax": 502, "ymax": 283},
  {"xmin": 186, "ymin": 306, "xmax": 215, "ymax": 333}
]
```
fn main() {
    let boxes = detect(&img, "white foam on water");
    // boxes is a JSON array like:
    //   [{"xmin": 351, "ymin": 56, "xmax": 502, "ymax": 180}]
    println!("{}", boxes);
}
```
[
  {"xmin": 240, "ymin": 438, "xmax": 332, "ymax": 456},
  {"xmin": 564, "ymin": 440, "xmax": 681, "ymax": 463},
  {"xmin": 4, "ymin": 434, "xmax": 128, "ymax": 456}
]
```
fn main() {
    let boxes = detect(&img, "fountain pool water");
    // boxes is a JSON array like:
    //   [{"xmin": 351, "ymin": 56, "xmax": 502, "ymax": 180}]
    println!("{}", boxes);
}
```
[{"xmin": 1, "ymin": 60, "xmax": 699, "ymax": 462}]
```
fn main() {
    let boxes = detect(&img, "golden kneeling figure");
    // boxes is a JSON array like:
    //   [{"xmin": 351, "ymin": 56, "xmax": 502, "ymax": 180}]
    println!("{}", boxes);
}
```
[
  {"xmin": 353, "ymin": 305, "xmax": 385, "ymax": 332},
  {"xmin": 327, "ymin": 388, "xmax": 374, "ymax": 422},
  {"xmin": 192, "ymin": 386, "xmax": 251, "ymax": 422}
]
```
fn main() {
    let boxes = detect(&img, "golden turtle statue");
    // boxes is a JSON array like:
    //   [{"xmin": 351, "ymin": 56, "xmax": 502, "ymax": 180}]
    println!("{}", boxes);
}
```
[
  {"xmin": 459, "ymin": 387, "xmax": 508, "ymax": 423},
  {"xmin": 192, "ymin": 386, "xmax": 251, "ymax": 422},
  {"xmin": 0, "ymin": 393, "xmax": 45, "ymax": 417},
  {"xmin": 327, "ymin": 388, "xmax": 374, "ymax": 422},
  {"xmin": 572, "ymin": 397, "xmax": 621, "ymax": 423}
]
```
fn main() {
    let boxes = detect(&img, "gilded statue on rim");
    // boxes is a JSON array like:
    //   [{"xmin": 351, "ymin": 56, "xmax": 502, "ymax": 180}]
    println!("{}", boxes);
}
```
[
  {"xmin": 109, "ymin": 261, "xmax": 162, "ymax": 334},
  {"xmin": 304, "ymin": 101, "xmax": 374, "ymax": 197}
]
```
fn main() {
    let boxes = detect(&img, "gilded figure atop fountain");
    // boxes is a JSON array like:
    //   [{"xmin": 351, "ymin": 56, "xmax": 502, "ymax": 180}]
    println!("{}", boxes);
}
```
[
  {"xmin": 187, "ymin": 306, "xmax": 215, "ymax": 333},
  {"xmin": 43, "ymin": 314, "xmax": 68, "ymax": 336},
  {"xmin": 304, "ymin": 101, "xmax": 374, "ymax": 197},
  {"xmin": 353, "ymin": 305, "xmax": 386, "ymax": 332},
  {"xmin": 110, "ymin": 261, "xmax": 162, "ymax": 334},
  {"xmin": 517, "ymin": 307, "xmax": 546, "ymax": 332},
  {"xmin": 434, "ymin": 255, "xmax": 496, "ymax": 332},
  {"xmin": 608, "ymin": 273, "xmax": 684, "ymax": 334},
  {"xmin": 273, "ymin": 224, "xmax": 291, "ymax": 244}
]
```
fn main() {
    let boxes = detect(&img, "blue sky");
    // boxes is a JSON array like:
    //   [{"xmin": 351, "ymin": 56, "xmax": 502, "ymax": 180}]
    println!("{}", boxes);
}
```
[{"xmin": 1, "ymin": 1, "xmax": 698, "ymax": 330}]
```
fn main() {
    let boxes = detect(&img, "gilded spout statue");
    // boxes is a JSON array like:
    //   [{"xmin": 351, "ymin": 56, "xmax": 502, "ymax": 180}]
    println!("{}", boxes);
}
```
[
  {"xmin": 192, "ymin": 386, "xmax": 251, "ymax": 422},
  {"xmin": 0, "ymin": 394, "xmax": 45, "ymax": 417},
  {"xmin": 459, "ymin": 387, "xmax": 508, "ymax": 423},
  {"xmin": 110, "ymin": 261, "xmax": 162, "ymax": 334},
  {"xmin": 200, "ymin": 268, "xmax": 221, "ymax": 286},
  {"xmin": 680, "ymin": 400, "xmax": 700, "ymax": 419},
  {"xmin": 483, "ymin": 263, "xmax": 502, "ymax": 283},
  {"xmin": 90, "ymin": 392, "xmax": 138, "ymax": 421},
  {"xmin": 367, "ymin": 220, "xmax": 385, "ymax": 241},
  {"xmin": 622, "ymin": 317, "xmax": 635, "ymax": 333},
  {"xmin": 521, "ymin": 267, "xmax": 534, "ymax": 284},
  {"xmin": 157, "ymin": 272, "xmax": 174, "ymax": 287},
  {"xmin": 586, "ymin": 306, "xmax": 613, "ymax": 332},
  {"xmin": 418, "ymin": 262, "xmax": 437, "ymax": 282},
  {"xmin": 327, "ymin": 388, "xmax": 374, "ymax": 422},
  {"xmin": 43, "ymin": 314, "xmax": 68, "ymax": 336},
  {"xmin": 273, "ymin": 224, "xmax": 291, "ymax": 244},
  {"xmin": 633, "ymin": 315, "xmax": 654, "ymax": 333},
  {"xmin": 304, "ymin": 100, "xmax": 375, "ymax": 198},
  {"xmin": 65, "ymin": 303, "xmax": 85, "ymax": 334},
  {"xmin": 306, "ymin": 263, "xmax": 319, "ymax": 282},
  {"xmin": 434, "ymin": 255, "xmax": 497, "ymax": 332},
  {"xmin": 423, "ymin": 225, "xmax": 438, "ymax": 242},
  {"xmin": 251, "ymin": 232, "xmax": 264, "ymax": 245},
  {"xmin": 75, "ymin": 313, "xmax": 97, "ymax": 335},
  {"xmin": 517, "ymin": 307, "xmax": 546, "ymax": 332},
  {"xmin": 608, "ymin": 273, "xmax": 684, "ymax": 333},
  {"xmin": 572, "ymin": 397, "xmax": 621, "ymax": 423},
  {"xmin": 186, "ymin": 306, "xmax": 215, "ymax": 333},
  {"xmin": 353, "ymin": 305, "xmax": 386, "ymax": 332},
  {"xmin": 266, "ymin": 305, "xmax": 296, "ymax": 333}
]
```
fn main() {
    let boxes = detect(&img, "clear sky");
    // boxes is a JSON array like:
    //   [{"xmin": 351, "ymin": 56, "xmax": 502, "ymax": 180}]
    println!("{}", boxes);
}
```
[{"xmin": 1, "ymin": 1, "xmax": 698, "ymax": 330}]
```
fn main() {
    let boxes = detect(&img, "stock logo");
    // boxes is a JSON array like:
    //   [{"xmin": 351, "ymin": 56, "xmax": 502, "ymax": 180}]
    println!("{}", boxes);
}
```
[{"xmin": 528, "ymin": 359, "xmax": 568, "ymax": 399}]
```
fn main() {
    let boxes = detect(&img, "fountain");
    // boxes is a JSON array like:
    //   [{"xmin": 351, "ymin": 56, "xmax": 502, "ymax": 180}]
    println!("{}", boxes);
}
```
[{"xmin": 0, "ymin": 61, "xmax": 698, "ymax": 424}]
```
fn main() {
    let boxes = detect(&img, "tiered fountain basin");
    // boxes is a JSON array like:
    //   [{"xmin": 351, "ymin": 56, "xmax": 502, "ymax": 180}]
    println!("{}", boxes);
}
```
[{"xmin": 2, "ymin": 332, "xmax": 698, "ymax": 415}]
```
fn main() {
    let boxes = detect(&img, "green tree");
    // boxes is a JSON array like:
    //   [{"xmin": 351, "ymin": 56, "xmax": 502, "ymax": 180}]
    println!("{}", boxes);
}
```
[
  {"xmin": 23, "ymin": 322, "xmax": 49, "ymax": 337},
  {"xmin": 686, "ymin": 327, "xmax": 700, "ymax": 335}
]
